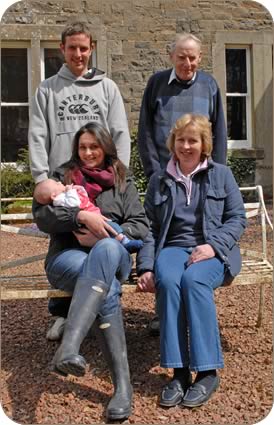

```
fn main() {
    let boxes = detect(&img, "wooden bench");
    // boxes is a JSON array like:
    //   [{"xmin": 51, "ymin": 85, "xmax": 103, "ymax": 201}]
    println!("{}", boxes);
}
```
[{"xmin": 1, "ymin": 186, "xmax": 272, "ymax": 327}]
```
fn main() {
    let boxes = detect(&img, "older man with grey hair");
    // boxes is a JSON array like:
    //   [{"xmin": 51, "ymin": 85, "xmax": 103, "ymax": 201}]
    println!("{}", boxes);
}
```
[{"xmin": 137, "ymin": 33, "xmax": 227, "ymax": 178}]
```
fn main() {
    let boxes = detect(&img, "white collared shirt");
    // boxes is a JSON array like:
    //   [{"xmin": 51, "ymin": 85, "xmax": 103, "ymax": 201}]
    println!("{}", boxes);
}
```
[{"xmin": 168, "ymin": 68, "xmax": 197, "ymax": 85}]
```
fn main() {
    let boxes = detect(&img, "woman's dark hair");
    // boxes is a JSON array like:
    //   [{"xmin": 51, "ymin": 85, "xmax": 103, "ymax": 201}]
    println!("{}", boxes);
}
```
[{"xmin": 64, "ymin": 122, "xmax": 127, "ymax": 191}]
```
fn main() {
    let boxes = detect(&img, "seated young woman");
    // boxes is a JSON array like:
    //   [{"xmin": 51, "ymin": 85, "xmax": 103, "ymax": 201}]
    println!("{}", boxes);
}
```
[
  {"xmin": 33, "ymin": 122, "xmax": 149, "ymax": 421},
  {"xmin": 136, "ymin": 114, "xmax": 246, "ymax": 408}
]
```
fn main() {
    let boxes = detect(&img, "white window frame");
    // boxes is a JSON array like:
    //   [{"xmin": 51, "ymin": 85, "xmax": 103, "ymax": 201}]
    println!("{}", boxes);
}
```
[
  {"xmin": 226, "ymin": 45, "xmax": 252, "ymax": 149},
  {"xmin": 1, "ymin": 42, "xmax": 31, "ymax": 165}
]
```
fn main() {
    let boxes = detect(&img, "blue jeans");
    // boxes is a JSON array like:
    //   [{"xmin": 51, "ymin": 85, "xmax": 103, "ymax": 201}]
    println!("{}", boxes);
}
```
[
  {"xmin": 154, "ymin": 246, "xmax": 225, "ymax": 372},
  {"xmin": 46, "ymin": 239, "xmax": 132, "ymax": 317}
]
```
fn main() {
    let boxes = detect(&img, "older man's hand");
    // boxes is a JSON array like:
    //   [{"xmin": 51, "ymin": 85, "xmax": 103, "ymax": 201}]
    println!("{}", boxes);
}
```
[{"xmin": 137, "ymin": 271, "xmax": 155, "ymax": 293}]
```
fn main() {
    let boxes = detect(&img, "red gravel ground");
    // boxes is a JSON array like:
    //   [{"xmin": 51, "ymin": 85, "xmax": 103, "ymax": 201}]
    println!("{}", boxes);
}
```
[{"xmin": 1, "ymin": 205, "xmax": 273, "ymax": 424}]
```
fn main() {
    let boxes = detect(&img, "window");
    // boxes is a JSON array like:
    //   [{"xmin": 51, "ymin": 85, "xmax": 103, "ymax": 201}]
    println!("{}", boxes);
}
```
[
  {"xmin": 1, "ymin": 47, "xmax": 30, "ymax": 162},
  {"xmin": 225, "ymin": 46, "xmax": 252, "ymax": 148},
  {"xmin": 213, "ymin": 30, "xmax": 273, "ymax": 161}
]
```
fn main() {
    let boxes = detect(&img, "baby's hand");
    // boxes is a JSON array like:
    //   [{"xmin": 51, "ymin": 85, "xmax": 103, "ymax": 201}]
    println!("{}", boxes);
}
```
[{"xmin": 65, "ymin": 184, "xmax": 73, "ymax": 191}]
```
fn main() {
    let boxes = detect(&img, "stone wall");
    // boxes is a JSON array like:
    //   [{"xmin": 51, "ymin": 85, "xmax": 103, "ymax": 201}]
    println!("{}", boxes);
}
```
[{"xmin": 2, "ymin": 0, "xmax": 273, "ymax": 127}]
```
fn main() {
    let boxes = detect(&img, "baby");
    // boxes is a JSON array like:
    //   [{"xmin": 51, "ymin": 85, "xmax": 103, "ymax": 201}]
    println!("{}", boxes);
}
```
[{"xmin": 34, "ymin": 179, "xmax": 143, "ymax": 253}]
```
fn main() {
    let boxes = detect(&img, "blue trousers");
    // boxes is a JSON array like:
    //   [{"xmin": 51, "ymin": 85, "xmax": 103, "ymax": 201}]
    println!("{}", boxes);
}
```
[
  {"xmin": 46, "ymin": 239, "xmax": 132, "ymax": 317},
  {"xmin": 154, "ymin": 246, "xmax": 225, "ymax": 372}
]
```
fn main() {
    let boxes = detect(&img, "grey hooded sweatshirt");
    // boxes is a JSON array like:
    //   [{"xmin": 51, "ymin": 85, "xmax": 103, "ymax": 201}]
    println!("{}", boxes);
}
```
[{"xmin": 28, "ymin": 64, "xmax": 131, "ymax": 183}]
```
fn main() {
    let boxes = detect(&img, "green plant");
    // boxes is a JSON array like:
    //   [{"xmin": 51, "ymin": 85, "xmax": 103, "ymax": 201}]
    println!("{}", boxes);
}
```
[
  {"xmin": 129, "ymin": 129, "xmax": 148, "ymax": 194},
  {"xmin": 227, "ymin": 156, "xmax": 256, "ymax": 187},
  {"xmin": 1, "ymin": 148, "xmax": 35, "ymax": 198},
  {"xmin": 5, "ymin": 200, "xmax": 32, "ymax": 213},
  {"xmin": 17, "ymin": 147, "xmax": 32, "ymax": 172}
]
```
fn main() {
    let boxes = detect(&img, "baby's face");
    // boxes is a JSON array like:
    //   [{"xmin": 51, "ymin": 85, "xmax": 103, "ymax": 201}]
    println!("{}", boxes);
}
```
[{"xmin": 51, "ymin": 181, "xmax": 66, "ymax": 198}]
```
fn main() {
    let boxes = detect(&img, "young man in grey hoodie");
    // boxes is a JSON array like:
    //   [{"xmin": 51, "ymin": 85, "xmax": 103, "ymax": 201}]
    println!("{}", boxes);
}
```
[
  {"xmin": 28, "ymin": 22, "xmax": 131, "ymax": 339},
  {"xmin": 29, "ymin": 21, "xmax": 131, "ymax": 184}
]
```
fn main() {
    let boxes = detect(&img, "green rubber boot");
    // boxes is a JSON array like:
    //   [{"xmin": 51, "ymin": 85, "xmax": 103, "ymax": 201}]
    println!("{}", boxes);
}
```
[
  {"xmin": 53, "ymin": 278, "xmax": 108, "ymax": 377},
  {"xmin": 97, "ymin": 308, "xmax": 133, "ymax": 420}
]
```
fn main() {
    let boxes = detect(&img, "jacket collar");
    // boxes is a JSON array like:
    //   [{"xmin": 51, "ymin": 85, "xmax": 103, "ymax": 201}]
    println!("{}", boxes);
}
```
[
  {"xmin": 166, "ymin": 156, "xmax": 208, "ymax": 180},
  {"xmin": 156, "ymin": 159, "xmax": 215, "ymax": 197}
]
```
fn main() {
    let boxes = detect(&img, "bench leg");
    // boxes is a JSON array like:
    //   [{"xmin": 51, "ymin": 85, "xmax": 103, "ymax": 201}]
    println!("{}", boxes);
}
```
[{"xmin": 256, "ymin": 282, "xmax": 265, "ymax": 328}]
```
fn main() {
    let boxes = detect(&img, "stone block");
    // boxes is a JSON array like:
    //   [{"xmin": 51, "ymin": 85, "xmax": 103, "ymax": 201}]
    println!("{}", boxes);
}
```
[
  {"xmin": 108, "ymin": 40, "xmax": 123, "ymax": 55},
  {"xmin": 61, "ymin": 0, "xmax": 82, "ymax": 13}
]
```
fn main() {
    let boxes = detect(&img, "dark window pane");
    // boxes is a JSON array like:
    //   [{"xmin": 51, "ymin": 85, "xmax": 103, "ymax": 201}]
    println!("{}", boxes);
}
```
[
  {"xmin": 1, "ymin": 49, "xmax": 28, "ymax": 102},
  {"xmin": 44, "ymin": 49, "xmax": 64, "ymax": 79},
  {"xmin": 227, "ymin": 97, "xmax": 247, "ymax": 140},
  {"xmin": 226, "ymin": 49, "xmax": 247, "ymax": 93},
  {"xmin": 1, "ymin": 106, "xmax": 29, "ymax": 161}
]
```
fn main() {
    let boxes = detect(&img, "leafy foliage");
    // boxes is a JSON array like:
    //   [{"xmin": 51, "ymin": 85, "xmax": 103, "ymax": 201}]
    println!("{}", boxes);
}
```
[
  {"xmin": 129, "ymin": 129, "xmax": 148, "ymax": 194},
  {"xmin": 1, "ymin": 148, "xmax": 35, "ymax": 198},
  {"xmin": 227, "ymin": 156, "xmax": 256, "ymax": 187}
]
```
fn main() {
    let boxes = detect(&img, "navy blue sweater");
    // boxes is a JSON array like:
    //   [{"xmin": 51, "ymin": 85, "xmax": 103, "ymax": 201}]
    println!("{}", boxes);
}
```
[{"xmin": 137, "ymin": 69, "xmax": 227, "ymax": 177}]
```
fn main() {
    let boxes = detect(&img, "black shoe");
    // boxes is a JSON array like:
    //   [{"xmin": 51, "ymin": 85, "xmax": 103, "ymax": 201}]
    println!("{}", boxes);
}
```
[
  {"xmin": 46, "ymin": 317, "xmax": 66, "ymax": 341},
  {"xmin": 149, "ymin": 316, "xmax": 160, "ymax": 336},
  {"xmin": 160, "ymin": 373, "xmax": 192, "ymax": 407},
  {"xmin": 181, "ymin": 374, "xmax": 220, "ymax": 408}
]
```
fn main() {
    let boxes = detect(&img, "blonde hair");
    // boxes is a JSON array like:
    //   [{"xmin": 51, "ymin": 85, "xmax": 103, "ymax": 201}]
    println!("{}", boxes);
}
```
[{"xmin": 167, "ymin": 114, "xmax": 213, "ymax": 161}]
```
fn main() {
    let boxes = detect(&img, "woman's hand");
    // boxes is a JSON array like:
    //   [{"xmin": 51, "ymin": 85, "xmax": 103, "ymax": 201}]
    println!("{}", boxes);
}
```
[
  {"xmin": 73, "ymin": 228, "xmax": 99, "ymax": 247},
  {"xmin": 137, "ymin": 271, "xmax": 156, "ymax": 293},
  {"xmin": 77, "ymin": 211, "xmax": 117, "ymax": 239},
  {"xmin": 187, "ymin": 244, "xmax": 215, "ymax": 266}
]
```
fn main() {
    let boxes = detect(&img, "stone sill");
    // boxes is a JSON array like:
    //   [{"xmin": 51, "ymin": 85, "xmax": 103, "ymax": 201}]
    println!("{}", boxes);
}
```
[{"xmin": 228, "ymin": 148, "xmax": 264, "ymax": 160}]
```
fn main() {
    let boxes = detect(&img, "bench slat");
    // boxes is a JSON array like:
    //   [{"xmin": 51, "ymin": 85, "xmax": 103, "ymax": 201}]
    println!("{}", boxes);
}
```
[
  {"xmin": 0, "ymin": 282, "xmax": 137, "ymax": 300},
  {"xmin": 1, "ymin": 213, "xmax": 33, "ymax": 221},
  {"xmin": 1, "ymin": 224, "xmax": 48, "ymax": 238},
  {"xmin": 1, "ymin": 258, "xmax": 272, "ymax": 299}
]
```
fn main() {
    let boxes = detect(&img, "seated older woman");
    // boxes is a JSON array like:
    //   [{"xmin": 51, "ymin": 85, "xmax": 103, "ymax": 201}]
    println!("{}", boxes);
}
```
[
  {"xmin": 33, "ymin": 122, "xmax": 149, "ymax": 421},
  {"xmin": 137, "ymin": 114, "xmax": 246, "ymax": 408}
]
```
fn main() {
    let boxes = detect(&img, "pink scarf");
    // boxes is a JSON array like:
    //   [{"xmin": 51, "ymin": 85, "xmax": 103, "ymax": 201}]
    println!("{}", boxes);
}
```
[{"xmin": 71, "ymin": 165, "xmax": 115, "ymax": 202}]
